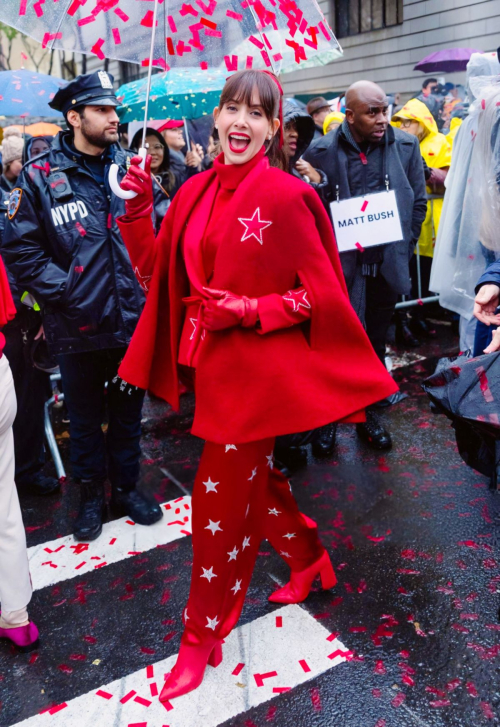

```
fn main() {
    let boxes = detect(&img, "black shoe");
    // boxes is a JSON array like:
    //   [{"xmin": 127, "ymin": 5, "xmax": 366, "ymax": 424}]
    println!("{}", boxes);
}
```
[
  {"xmin": 273, "ymin": 445, "xmax": 308, "ymax": 475},
  {"xmin": 17, "ymin": 471, "xmax": 61, "ymax": 496},
  {"xmin": 395, "ymin": 321, "xmax": 420, "ymax": 347},
  {"xmin": 356, "ymin": 412, "xmax": 392, "ymax": 450},
  {"xmin": 409, "ymin": 317, "xmax": 436, "ymax": 339},
  {"xmin": 110, "ymin": 487, "xmax": 163, "ymax": 526},
  {"xmin": 311, "ymin": 423, "xmax": 337, "ymax": 458},
  {"xmin": 74, "ymin": 479, "xmax": 106, "ymax": 542}
]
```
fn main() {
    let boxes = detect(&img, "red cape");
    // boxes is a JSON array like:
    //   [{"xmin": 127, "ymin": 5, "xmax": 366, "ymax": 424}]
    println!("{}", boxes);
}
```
[{"xmin": 118, "ymin": 157, "xmax": 398, "ymax": 443}]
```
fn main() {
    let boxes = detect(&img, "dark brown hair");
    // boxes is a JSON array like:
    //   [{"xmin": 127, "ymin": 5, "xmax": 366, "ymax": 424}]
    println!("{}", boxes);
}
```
[{"xmin": 218, "ymin": 69, "xmax": 286, "ymax": 171}]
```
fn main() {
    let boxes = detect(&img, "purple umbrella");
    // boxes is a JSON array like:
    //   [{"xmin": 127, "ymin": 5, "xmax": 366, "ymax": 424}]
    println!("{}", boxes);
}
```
[{"xmin": 414, "ymin": 48, "xmax": 482, "ymax": 74}]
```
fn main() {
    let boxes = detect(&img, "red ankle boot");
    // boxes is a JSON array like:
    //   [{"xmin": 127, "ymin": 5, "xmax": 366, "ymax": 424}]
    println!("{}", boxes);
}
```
[
  {"xmin": 159, "ymin": 639, "xmax": 223, "ymax": 702},
  {"xmin": 268, "ymin": 550, "xmax": 337, "ymax": 604}
]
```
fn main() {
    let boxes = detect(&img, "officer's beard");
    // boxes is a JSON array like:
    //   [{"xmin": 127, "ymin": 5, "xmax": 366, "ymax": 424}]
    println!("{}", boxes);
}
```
[{"xmin": 80, "ymin": 117, "xmax": 118, "ymax": 149}]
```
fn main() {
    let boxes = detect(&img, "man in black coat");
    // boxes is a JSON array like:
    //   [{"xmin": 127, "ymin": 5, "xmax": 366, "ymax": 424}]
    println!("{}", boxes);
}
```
[
  {"xmin": 304, "ymin": 80, "xmax": 427, "ymax": 452},
  {"xmin": 2, "ymin": 71, "xmax": 163, "ymax": 541}
]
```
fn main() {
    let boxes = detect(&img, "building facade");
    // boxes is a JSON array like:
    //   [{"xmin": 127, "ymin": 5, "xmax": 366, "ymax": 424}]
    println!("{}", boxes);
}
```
[{"xmin": 282, "ymin": 0, "xmax": 500, "ymax": 100}]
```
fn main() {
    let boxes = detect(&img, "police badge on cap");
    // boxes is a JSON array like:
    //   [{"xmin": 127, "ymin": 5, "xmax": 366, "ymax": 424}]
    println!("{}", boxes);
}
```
[{"xmin": 49, "ymin": 71, "xmax": 120, "ymax": 116}]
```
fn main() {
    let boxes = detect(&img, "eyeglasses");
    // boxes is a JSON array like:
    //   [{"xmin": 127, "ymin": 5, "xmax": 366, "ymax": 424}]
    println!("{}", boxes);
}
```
[
  {"xmin": 399, "ymin": 119, "xmax": 414, "ymax": 128},
  {"xmin": 146, "ymin": 144, "xmax": 164, "ymax": 152}
]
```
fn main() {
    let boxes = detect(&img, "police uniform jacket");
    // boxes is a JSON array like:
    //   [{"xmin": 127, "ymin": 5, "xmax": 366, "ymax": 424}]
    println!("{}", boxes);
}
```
[{"xmin": 1, "ymin": 131, "xmax": 145, "ymax": 355}]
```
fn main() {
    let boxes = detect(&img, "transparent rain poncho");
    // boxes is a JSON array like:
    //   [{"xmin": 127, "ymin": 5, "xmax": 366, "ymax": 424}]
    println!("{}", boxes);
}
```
[
  {"xmin": 430, "ymin": 52, "xmax": 500, "ymax": 319},
  {"xmin": 0, "ymin": 0, "xmax": 341, "ymax": 76}
]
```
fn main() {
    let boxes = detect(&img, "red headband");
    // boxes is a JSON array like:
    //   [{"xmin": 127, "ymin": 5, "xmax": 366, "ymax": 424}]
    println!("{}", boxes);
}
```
[{"xmin": 260, "ymin": 69, "xmax": 284, "ymax": 149}]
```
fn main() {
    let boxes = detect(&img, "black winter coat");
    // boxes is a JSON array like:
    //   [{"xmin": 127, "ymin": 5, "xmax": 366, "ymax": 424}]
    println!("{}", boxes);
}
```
[
  {"xmin": 1, "ymin": 131, "xmax": 144, "ymax": 355},
  {"xmin": 304, "ymin": 124, "xmax": 427, "ymax": 295}
]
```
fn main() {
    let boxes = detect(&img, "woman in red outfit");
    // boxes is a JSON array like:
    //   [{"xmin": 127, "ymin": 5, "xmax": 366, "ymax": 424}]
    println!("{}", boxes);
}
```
[{"xmin": 117, "ymin": 70, "xmax": 397, "ymax": 701}]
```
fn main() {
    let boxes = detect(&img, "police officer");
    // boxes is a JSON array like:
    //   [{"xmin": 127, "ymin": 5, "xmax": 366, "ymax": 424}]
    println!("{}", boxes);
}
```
[{"xmin": 2, "ymin": 71, "xmax": 163, "ymax": 541}]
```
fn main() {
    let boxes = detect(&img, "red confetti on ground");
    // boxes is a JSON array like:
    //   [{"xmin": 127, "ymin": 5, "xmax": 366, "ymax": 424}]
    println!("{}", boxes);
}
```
[
  {"xmin": 276, "ymin": 616, "xmax": 282, "ymax": 628},
  {"xmin": 146, "ymin": 665, "xmax": 154, "ymax": 679},
  {"xmin": 299, "ymin": 659, "xmax": 311, "ymax": 673},
  {"xmin": 29, "ymin": 653, "xmax": 39, "ymax": 665},
  {"xmin": 161, "ymin": 699, "xmax": 174, "ymax": 711},
  {"xmin": 150, "ymin": 682, "xmax": 158, "ymax": 697},
  {"xmin": 134, "ymin": 696, "xmax": 152, "ymax": 707},
  {"xmin": 232, "ymin": 662, "xmax": 245, "ymax": 676},
  {"xmin": 402, "ymin": 674, "xmax": 414, "ymax": 687},
  {"xmin": 326, "ymin": 632, "xmax": 340, "ymax": 641},
  {"xmin": 372, "ymin": 688, "xmax": 382, "ymax": 698},
  {"xmin": 310, "ymin": 687, "xmax": 321, "ymax": 711},
  {"xmin": 128, "ymin": 723, "xmax": 147, "ymax": 727},
  {"xmin": 430, "ymin": 700, "xmax": 451, "ymax": 707},
  {"xmin": 48, "ymin": 703, "xmax": 67, "ymax": 715},
  {"xmin": 374, "ymin": 660, "xmax": 386, "ymax": 675},
  {"xmin": 391, "ymin": 693, "xmax": 405, "ymax": 708},
  {"xmin": 120, "ymin": 690, "xmax": 136, "ymax": 704},
  {"xmin": 266, "ymin": 705, "xmax": 277, "ymax": 720},
  {"xmin": 96, "ymin": 690, "xmax": 112, "ymax": 699},
  {"xmin": 254, "ymin": 671, "xmax": 278, "ymax": 687},
  {"xmin": 272, "ymin": 687, "xmax": 291, "ymax": 693},
  {"xmin": 349, "ymin": 626, "xmax": 367, "ymax": 633},
  {"xmin": 481, "ymin": 703, "xmax": 495, "ymax": 719},
  {"xmin": 355, "ymin": 242, "xmax": 365, "ymax": 252},
  {"xmin": 109, "ymin": 538, "xmax": 117, "ymax": 545},
  {"xmin": 140, "ymin": 647, "xmax": 155, "ymax": 655},
  {"xmin": 361, "ymin": 200, "xmax": 369, "ymax": 212},
  {"xmin": 57, "ymin": 664, "xmax": 72, "ymax": 674},
  {"xmin": 466, "ymin": 681, "xmax": 478, "ymax": 697},
  {"xmin": 374, "ymin": 720, "xmax": 386, "ymax": 727}
]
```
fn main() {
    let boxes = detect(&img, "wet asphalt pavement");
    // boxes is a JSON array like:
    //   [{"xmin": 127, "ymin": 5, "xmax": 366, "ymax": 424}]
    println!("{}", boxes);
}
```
[{"xmin": 1, "ymin": 319, "xmax": 499, "ymax": 727}]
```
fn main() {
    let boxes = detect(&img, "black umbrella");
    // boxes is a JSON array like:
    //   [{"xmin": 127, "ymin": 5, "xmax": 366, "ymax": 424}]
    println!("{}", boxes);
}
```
[{"xmin": 422, "ymin": 351, "xmax": 500, "ymax": 488}]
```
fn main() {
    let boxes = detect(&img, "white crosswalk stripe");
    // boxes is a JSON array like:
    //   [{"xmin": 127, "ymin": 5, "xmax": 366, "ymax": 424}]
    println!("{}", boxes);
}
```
[
  {"xmin": 12, "ymin": 604, "xmax": 352, "ymax": 727},
  {"xmin": 28, "ymin": 496, "xmax": 192, "ymax": 590}
]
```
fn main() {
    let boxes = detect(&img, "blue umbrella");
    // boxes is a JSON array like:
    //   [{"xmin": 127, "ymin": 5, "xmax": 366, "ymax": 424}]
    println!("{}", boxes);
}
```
[
  {"xmin": 116, "ymin": 67, "xmax": 228, "ymax": 123},
  {"xmin": 0, "ymin": 69, "xmax": 65, "ymax": 118}
]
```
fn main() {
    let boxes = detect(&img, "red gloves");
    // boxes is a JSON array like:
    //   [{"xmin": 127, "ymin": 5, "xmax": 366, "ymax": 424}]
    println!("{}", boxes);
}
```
[
  {"xmin": 120, "ymin": 155, "xmax": 154, "ymax": 219},
  {"xmin": 202, "ymin": 287, "xmax": 259, "ymax": 331}
]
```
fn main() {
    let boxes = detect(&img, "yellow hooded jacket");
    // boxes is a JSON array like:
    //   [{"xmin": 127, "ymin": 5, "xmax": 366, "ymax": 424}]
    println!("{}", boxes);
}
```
[{"xmin": 392, "ymin": 98, "xmax": 452, "ymax": 257}]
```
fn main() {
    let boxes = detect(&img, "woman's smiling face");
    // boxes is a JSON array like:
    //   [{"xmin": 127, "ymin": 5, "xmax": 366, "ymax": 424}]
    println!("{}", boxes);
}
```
[{"xmin": 213, "ymin": 87, "xmax": 279, "ymax": 165}]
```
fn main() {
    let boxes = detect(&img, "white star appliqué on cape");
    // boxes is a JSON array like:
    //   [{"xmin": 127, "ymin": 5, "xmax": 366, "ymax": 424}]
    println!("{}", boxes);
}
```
[
  {"xmin": 280, "ymin": 551, "xmax": 291, "ymax": 558},
  {"xmin": 184, "ymin": 608, "xmax": 189, "ymax": 622},
  {"xmin": 268, "ymin": 508, "xmax": 281, "ymax": 516},
  {"xmin": 134, "ymin": 267, "xmax": 152, "ymax": 292},
  {"xmin": 283, "ymin": 532, "xmax": 297, "ymax": 539},
  {"xmin": 205, "ymin": 615, "xmax": 220, "ymax": 631},
  {"xmin": 238, "ymin": 207, "xmax": 272, "ymax": 245},
  {"xmin": 201, "ymin": 566, "xmax": 217, "ymax": 582},
  {"xmin": 242, "ymin": 535, "xmax": 251, "ymax": 550},
  {"xmin": 248, "ymin": 467, "xmax": 258, "ymax": 482},
  {"xmin": 231, "ymin": 579, "xmax": 242, "ymax": 595},
  {"xmin": 283, "ymin": 288, "xmax": 311, "ymax": 312},
  {"xmin": 225, "ymin": 444, "xmax": 238, "ymax": 453},
  {"xmin": 189, "ymin": 317, "xmax": 206, "ymax": 341},
  {"xmin": 205, "ymin": 519, "xmax": 222, "ymax": 535},
  {"xmin": 266, "ymin": 453, "xmax": 274, "ymax": 469},
  {"xmin": 203, "ymin": 477, "xmax": 219, "ymax": 494},
  {"xmin": 227, "ymin": 546, "xmax": 239, "ymax": 561}
]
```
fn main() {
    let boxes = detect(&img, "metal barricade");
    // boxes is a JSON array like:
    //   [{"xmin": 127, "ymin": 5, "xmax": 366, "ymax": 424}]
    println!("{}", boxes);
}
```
[
  {"xmin": 45, "ymin": 371, "xmax": 66, "ymax": 482},
  {"xmin": 395, "ymin": 194, "xmax": 442, "ymax": 310}
]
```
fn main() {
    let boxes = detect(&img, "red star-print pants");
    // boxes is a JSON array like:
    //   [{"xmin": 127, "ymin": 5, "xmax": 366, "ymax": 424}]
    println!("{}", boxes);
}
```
[{"xmin": 181, "ymin": 438, "xmax": 325, "ymax": 645}]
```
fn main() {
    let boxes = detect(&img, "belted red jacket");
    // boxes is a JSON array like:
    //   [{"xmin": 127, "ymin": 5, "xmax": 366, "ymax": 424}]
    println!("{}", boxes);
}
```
[{"xmin": 117, "ymin": 154, "xmax": 398, "ymax": 444}]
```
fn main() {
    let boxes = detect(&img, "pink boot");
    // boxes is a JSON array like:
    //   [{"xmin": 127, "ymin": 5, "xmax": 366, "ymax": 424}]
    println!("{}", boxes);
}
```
[{"xmin": 0, "ymin": 621, "xmax": 39, "ymax": 652}]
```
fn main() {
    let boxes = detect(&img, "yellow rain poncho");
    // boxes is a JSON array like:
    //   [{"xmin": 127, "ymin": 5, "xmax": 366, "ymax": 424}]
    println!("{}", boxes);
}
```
[
  {"xmin": 446, "ymin": 117, "xmax": 463, "ymax": 149},
  {"xmin": 323, "ymin": 111, "xmax": 345, "ymax": 135},
  {"xmin": 392, "ymin": 98, "xmax": 452, "ymax": 257}
]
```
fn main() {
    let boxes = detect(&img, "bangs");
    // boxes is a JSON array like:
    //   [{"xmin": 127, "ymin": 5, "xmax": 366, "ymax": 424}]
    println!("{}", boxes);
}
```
[{"xmin": 219, "ymin": 70, "xmax": 280, "ymax": 121}]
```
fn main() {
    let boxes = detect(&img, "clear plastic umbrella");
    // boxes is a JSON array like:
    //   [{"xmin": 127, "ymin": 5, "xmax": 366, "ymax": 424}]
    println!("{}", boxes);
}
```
[{"xmin": 0, "ymin": 0, "xmax": 341, "ymax": 196}]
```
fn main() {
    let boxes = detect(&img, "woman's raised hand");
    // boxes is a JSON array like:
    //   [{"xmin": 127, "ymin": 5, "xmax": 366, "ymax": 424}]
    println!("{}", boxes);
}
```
[{"xmin": 121, "ymin": 154, "xmax": 154, "ymax": 219}]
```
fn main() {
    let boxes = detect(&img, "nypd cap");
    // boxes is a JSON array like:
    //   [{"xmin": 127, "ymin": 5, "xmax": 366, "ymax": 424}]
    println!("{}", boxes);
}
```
[{"xmin": 49, "ymin": 70, "xmax": 120, "ymax": 116}]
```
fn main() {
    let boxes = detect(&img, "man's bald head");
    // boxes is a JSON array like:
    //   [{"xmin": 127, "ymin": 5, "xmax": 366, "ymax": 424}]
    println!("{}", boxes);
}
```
[{"xmin": 344, "ymin": 80, "xmax": 389, "ymax": 144}]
